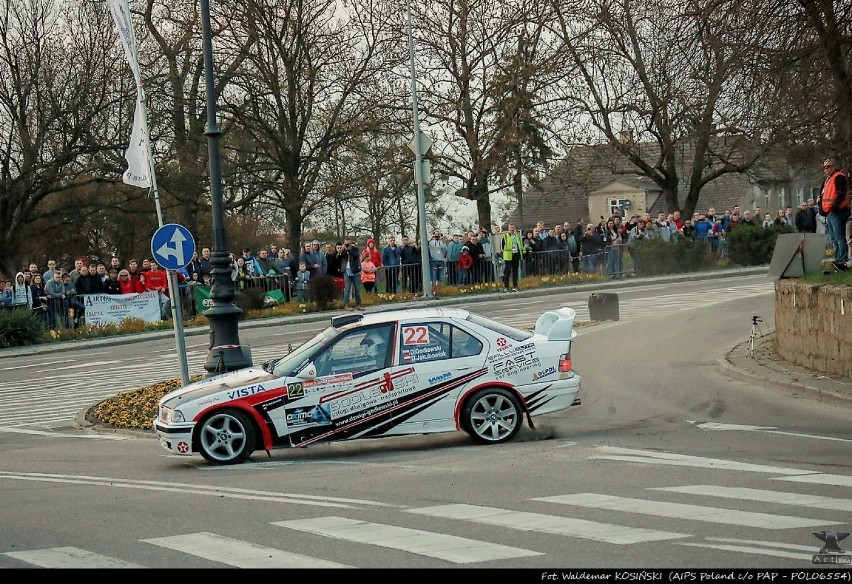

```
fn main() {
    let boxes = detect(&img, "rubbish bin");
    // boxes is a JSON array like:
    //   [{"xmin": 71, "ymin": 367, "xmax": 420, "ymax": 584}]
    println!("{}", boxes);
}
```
[{"xmin": 588, "ymin": 292, "xmax": 619, "ymax": 321}]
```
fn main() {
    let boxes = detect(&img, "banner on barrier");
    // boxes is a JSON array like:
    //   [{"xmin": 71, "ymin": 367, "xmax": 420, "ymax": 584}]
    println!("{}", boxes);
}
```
[{"xmin": 82, "ymin": 291, "xmax": 161, "ymax": 326}]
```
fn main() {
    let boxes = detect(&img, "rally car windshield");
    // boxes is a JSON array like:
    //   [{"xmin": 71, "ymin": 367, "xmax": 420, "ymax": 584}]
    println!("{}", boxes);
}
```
[{"xmin": 271, "ymin": 326, "xmax": 339, "ymax": 377}]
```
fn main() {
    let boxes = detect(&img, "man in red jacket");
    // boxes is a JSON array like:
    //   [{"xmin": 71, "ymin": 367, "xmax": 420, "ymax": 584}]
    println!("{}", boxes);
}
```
[{"xmin": 144, "ymin": 261, "xmax": 171, "ymax": 319}]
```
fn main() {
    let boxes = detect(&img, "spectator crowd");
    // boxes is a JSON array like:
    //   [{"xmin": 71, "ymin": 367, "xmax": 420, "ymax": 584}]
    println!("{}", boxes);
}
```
[{"xmin": 4, "ymin": 199, "xmax": 847, "ymax": 330}]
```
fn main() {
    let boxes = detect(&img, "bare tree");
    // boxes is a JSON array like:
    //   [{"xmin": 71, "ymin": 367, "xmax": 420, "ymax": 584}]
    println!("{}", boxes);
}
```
[
  {"xmin": 137, "ymin": 0, "xmax": 256, "ymax": 242},
  {"xmin": 488, "ymin": 0, "xmax": 567, "ymax": 230},
  {"xmin": 0, "ymin": 0, "xmax": 125, "ymax": 276},
  {"xmin": 550, "ymin": 0, "xmax": 791, "ymax": 217},
  {"xmin": 220, "ymin": 0, "xmax": 402, "ymax": 245},
  {"xmin": 791, "ymin": 0, "xmax": 852, "ymax": 160},
  {"xmin": 410, "ymin": 0, "xmax": 524, "ymax": 229}
]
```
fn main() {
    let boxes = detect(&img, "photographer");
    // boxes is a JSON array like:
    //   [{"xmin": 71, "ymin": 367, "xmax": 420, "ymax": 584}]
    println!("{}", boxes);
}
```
[
  {"xmin": 579, "ymin": 223, "xmax": 604, "ymax": 274},
  {"xmin": 428, "ymin": 230, "xmax": 448, "ymax": 288},
  {"xmin": 627, "ymin": 219, "xmax": 649, "ymax": 272}
]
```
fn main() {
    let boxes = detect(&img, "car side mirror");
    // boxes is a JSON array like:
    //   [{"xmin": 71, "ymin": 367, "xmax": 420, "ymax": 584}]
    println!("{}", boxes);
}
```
[{"xmin": 296, "ymin": 363, "xmax": 317, "ymax": 380}]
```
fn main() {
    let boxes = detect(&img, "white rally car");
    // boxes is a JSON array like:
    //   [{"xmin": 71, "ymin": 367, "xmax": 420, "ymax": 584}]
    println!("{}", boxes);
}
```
[{"xmin": 154, "ymin": 306, "xmax": 582, "ymax": 465}]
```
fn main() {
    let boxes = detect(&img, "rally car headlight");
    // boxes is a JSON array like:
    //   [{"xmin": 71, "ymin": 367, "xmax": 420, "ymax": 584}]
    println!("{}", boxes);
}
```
[{"xmin": 159, "ymin": 406, "xmax": 185, "ymax": 424}]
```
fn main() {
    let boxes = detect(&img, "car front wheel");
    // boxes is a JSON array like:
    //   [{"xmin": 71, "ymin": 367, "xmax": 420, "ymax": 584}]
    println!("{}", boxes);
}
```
[
  {"xmin": 462, "ymin": 388, "xmax": 523, "ymax": 445},
  {"xmin": 197, "ymin": 409, "xmax": 256, "ymax": 465}
]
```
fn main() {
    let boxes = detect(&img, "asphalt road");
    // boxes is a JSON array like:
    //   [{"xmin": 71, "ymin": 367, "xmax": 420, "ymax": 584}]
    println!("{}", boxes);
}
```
[{"xmin": 1, "ymin": 272, "xmax": 850, "ymax": 570}]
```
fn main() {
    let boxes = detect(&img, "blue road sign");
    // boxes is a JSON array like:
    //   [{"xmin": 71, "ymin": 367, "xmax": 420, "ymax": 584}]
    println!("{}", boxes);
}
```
[{"xmin": 151, "ymin": 224, "xmax": 196, "ymax": 270}]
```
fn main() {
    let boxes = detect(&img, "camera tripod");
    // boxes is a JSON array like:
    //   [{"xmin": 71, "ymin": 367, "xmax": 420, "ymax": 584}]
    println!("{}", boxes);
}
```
[{"xmin": 747, "ymin": 315, "xmax": 764, "ymax": 358}]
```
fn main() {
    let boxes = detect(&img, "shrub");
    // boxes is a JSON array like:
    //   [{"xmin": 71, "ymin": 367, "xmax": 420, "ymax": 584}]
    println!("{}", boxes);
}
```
[
  {"xmin": 234, "ymin": 287, "xmax": 266, "ymax": 312},
  {"xmin": 0, "ymin": 308, "xmax": 47, "ymax": 348},
  {"xmin": 727, "ymin": 224, "xmax": 793, "ymax": 266},
  {"xmin": 309, "ymin": 274, "xmax": 338, "ymax": 310},
  {"xmin": 633, "ymin": 238, "xmax": 714, "ymax": 275}
]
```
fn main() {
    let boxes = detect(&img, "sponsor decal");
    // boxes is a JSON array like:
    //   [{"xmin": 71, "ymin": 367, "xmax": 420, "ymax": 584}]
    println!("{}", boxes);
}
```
[
  {"xmin": 291, "ymin": 373, "xmax": 354, "ymax": 397},
  {"xmin": 285, "ymin": 404, "xmax": 333, "ymax": 428},
  {"xmin": 486, "ymin": 342, "xmax": 535, "ymax": 364},
  {"xmin": 177, "ymin": 441, "xmax": 190, "ymax": 454},
  {"xmin": 226, "ymin": 384, "xmax": 267, "ymax": 400},
  {"xmin": 496, "ymin": 337, "xmax": 510, "ymax": 351},
  {"xmin": 428, "ymin": 371, "xmax": 452, "ymax": 384},
  {"xmin": 353, "ymin": 368, "xmax": 417, "ymax": 391},
  {"xmin": 493, "ymin": 352, "xmax": 540, "ymax": 381},
  {"xmin": 402, "ymin": 325, "xmax": 430, "ymax": 345},
  {"xmin": 532, "ymin": 366, "xmax": 556, "ymax": 380},
  {"xmin": 336, "ymin": 399, "xmax": 399, "ymax": 427},
  {"xmin": 324, "ymin": 369, "xmax": 427, "ymax": 420},
  {"xmin": 306, "ymin": 373, "xmax": 353, "ymax": 387}
]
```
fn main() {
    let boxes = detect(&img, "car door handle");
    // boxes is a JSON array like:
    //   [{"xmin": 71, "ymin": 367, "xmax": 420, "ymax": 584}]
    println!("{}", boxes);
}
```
[{"xmin": 456, "ymin": 365, "xmax": 470, "ymax": 370}]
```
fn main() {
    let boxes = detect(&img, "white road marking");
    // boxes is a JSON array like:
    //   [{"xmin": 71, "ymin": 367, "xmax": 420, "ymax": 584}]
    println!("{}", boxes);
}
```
[
  {"xmin": 776, "ymin": 474, "xmax": 852, "ymax": 487},
  {"xmin": 535, "ymin": 493, "xmax": 838, "ymax": 529},
  {"xmin": 0, "ymin": 427, "xmax": 126, "ymax": 439},
  {"xmin": 406, "ymin": 503, "xmax": 686, "ymax": 544},
  {"xmin": 3, "ymin": 546, "xmax": 142, "ymax": 568},
  {"xmin": 690, "ymin": 421, "xmax": 777, "ymax": 431},
  {"xmin": 49, "ymin": 360, "xmax": 123, "ymax": 371},
  {"xmin": 0, "ymin": 471, "xmax": 391, "ymax": 508},
  {"xmin": 0, "ymin": 359, "xmax": 77, "ymax": 371},
  {"xmin": 273, "ymin": 516, "xmax": 542, "ymax": 563},
  {"xmin": 653, "ymin": 485, "xmax": 852, "ymax": 512},
  {"xmin": 678, "ymin": 539, "xmax": 813, "ymax": 560},
  {"xmin": 142, "ymin": 532, "xmax": 350, "ymax": 568},
  {"xmin": 690, "ymin": 421, "xmax": 852, "ymax": 443},
  {"xmin": 592, "ymin": 446, "xmax": 818, "ymax": 475}
]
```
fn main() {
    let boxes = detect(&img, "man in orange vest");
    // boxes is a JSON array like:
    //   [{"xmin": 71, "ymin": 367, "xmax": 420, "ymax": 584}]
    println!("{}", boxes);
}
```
[{"xmin": 819, "ymin": 158, "xmax": 850, "ymax": 271}]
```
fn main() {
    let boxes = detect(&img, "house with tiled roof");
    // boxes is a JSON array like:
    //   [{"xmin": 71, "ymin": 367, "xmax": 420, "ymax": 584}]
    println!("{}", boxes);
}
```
[{"xmin": 509, "ymin": 141, "xmax": 823, "ymax": 230}]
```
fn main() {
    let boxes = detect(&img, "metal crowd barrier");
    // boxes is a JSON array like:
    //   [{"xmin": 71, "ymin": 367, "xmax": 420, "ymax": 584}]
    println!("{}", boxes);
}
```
[{"xmin": 43, "ymin": 296, "xmax": 86, "ymax": 330}]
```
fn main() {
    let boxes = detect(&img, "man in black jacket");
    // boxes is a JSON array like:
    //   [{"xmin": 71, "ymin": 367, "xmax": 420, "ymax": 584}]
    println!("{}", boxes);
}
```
[
  {"xmin": 339, "ymin": 239, "xmax": 363, "ymax": 310},
  {"xmin": 794, "ymin": 201, "xmax": 817, "ymax": 233},
  {"xmin": 400, "ymin": 235, "xmax": 422, "ymax": 293}
]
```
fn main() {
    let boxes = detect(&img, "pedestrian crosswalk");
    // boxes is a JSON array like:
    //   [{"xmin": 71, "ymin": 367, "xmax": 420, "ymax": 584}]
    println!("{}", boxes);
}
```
[{"xmin": 2, "ymin": 451, "xmax": 846, "ymax": 568}]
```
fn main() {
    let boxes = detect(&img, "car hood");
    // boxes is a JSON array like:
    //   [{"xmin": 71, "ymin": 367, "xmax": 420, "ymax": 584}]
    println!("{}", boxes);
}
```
[{"xmin": 160, "ymin": 366, "xmax": 278, "ymax": 406}]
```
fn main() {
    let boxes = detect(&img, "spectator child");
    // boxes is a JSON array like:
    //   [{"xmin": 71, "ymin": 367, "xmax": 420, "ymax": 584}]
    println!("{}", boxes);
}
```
[
  {"xmin": 2, "ymin": 281, "xmax": 12, "ymax": 307},
  {"xmin": 457, "ymin": 246, "xmax": 474, "ymax": 285},
  {"xmin": 361, "ymin": 254, "xmax": 377, "ymax": 294},
  {"xmin": 294, "ymin": 261, "xmax": 311, "ymax": 302}
]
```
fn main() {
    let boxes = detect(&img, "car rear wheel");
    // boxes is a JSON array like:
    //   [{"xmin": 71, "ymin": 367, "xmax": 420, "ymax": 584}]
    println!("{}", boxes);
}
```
[
  {"xmin": 462, "ymin": 388, "xmax": 522, "ymax": 445},
  {"xmin": 197, "ymin": 409, "xmax": 256, "ymax": 465}
]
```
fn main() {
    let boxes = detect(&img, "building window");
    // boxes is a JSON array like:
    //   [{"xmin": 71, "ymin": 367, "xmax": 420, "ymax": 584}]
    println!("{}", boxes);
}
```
[
  {"xmin": 607, "ymin": 198, "xmax": 631, "ymax": 218},
  {"xmin": 779, "ymin": 186, "xmax": 786, "ymax": 208}
]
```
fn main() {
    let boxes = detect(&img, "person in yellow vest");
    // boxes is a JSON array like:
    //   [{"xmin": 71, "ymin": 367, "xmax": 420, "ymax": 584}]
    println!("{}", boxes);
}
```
[
  {"xmin": 819, "ymin": 158, "xmax": 850, "ymax": 271},
  {"xmin": 500, "ymin": 223, "xmax": 525, "ymax": 292}
]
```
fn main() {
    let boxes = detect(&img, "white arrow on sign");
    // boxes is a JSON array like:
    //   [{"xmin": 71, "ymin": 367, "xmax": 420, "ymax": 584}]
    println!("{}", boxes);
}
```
[{"xmin": 156, "ymin": 228, "xmax": 187, "ymax": 267}]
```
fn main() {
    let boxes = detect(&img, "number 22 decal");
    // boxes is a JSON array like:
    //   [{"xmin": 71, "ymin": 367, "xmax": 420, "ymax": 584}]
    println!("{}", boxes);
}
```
[{"xmin": 402, "ymin": 326, "xmax": 430, "ymax": 345}]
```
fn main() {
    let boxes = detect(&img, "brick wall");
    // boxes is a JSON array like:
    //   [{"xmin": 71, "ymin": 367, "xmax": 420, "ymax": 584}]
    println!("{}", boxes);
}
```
[{"xmin": 775, "ymin": 280, "xmax": 852, "ymax": 377}]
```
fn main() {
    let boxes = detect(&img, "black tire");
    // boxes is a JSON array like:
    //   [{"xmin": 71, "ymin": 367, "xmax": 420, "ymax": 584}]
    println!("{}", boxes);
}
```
[
  {"xmin": 461, "ymin": 388, "xmax": 523, "ymax": 445},
  {"xmin": 196, "ymin": 409, "xmax": 256, "ymax": 465}
]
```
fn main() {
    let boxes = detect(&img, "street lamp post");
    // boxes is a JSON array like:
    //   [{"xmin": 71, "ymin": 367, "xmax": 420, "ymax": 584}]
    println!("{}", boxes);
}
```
[
  {"xmin": 406, "ymin": 0, "xmax": 433, "ymax": 298},
  {"xmin": 199, "ymin": 0, "xmax": 252, "ymax": 375}
]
